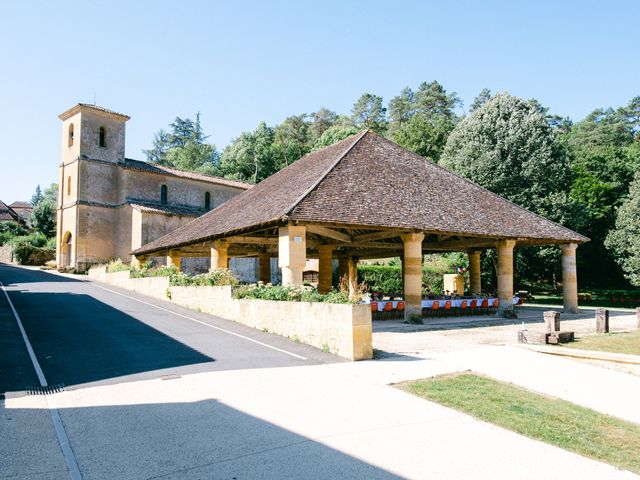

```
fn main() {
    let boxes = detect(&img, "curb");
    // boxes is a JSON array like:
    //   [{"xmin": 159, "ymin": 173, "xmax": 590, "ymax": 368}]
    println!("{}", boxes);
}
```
[{"xmin": 519, "ymin": 344, "xmax": 640, "ymax": 365}]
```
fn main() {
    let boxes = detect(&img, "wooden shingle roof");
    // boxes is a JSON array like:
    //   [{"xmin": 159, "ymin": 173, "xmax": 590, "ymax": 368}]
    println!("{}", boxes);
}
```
[
  {"xmin": 0, "ymin": 200, "xmax": 25, "ymax": 224},
  {"xmin": 133, "ymin": 131, "xmax": 587, "ymax": 255}
]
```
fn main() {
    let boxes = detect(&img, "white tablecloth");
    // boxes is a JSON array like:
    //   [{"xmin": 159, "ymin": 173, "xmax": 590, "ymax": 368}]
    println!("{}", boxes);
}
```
[{"xmin": 370, "ymin": 297, "xmax": 520, "ymax": 311}]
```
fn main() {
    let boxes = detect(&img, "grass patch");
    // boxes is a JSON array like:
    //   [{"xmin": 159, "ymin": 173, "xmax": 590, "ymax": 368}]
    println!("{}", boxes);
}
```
[
  {"xmin": 399, "ymin": 372, "xmax": 640, "ymax": 474},
  {"xmin": 565, "ymin": 331, "xmax": 640, "ymax": 356}
]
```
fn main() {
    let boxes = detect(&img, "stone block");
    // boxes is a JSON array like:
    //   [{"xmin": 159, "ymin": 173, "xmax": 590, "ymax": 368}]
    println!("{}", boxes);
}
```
[
  {"xmin": 547, "ymin": 331, "xmax": 575, "ymax": 344},
  {"xmin": 518, "ymin": 330, "xmax": 549, "ymax": 345},
  {"xmin": 544, "ymin": 311, "xmax": 561, "ymax": 333},
  {"xmin": 595, "ymin": 308, "xmax": 609, "ymax": 334}
]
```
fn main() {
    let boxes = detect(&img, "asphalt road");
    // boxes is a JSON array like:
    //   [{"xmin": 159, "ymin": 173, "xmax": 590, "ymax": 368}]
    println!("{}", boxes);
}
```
[{"xmin": 0, "ymin": 264, "xmax": 339, "ymax": 395}]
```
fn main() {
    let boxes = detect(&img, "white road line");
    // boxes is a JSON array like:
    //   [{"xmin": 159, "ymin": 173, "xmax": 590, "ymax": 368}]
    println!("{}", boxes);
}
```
[
  {"xmin": 90, "ymin": 283, "xmax": 308, "ymax": 361},
  {"xmin": 1, "ymin": 281, "xmax": 83, "ymax": 480}
]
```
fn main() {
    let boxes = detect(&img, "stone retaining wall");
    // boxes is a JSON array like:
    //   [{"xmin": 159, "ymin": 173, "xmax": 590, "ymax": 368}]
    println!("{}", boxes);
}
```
[{"xmin": 88, "ymin": 267, "xmax": 372, "ymax": 360}]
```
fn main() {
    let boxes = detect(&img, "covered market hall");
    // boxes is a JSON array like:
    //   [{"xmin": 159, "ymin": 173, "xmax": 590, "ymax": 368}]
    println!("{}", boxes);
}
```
[{"xmin": 131, "ymin": 130, "xmax": 588, "ymax": 320}]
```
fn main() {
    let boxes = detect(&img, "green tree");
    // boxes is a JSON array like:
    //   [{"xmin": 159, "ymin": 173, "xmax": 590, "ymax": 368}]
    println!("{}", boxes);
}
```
[
  {"xmin": 309, "ymin": 108, "xmax": 338, "ymax": 142},
  {"xmin": 144, "ymin": 113, "xmax": 220, "ymax": 174},
  {"xmin": 605, "ymin": 172, "xmax": 640, "ymax": 286},
  {"xmin": 351, "ymin": 93, "xmax": 387, "ymax": 133},
  {"xmin": 312, "ymin": 124, "xmax": 360, "ymax": 150},
  {"xmin": 219, "ymin": 122, "xmax": 278, "ymax": 183},
  {"xmin": 273, "ymin": 114, "xmax": 312, "ymax": 168},
  {"xmin": 440, "ymin": 93, "xmax": 582, "ymax": 285},
  {"xmin": 389, "ymin": 81, "xmax": 460, "ymax": 162},
  {"xmin": 30, "ymin": 185, "xmax": 44, "ymax": 206},
  {"xmin": 30, "ymin": 199, "xmax": 56, "ymax": 237},
  {"xmin": 469, "ymin": 88, "xmax": 492, "ymax": 113}
]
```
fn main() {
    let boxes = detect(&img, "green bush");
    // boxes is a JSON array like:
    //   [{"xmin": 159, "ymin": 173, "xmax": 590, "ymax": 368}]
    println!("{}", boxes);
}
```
[
  {"xmin": 169, "ymin": 268, "xmax": 239, "ymax": 286},
  {"xmin": 106, "ymin": 258, "xmax": 130, "ymax": 273},
  {"xmin": 0, "ymin": 221, "xmax": 29, "ymax": 246},
  {"xmin": 357, "ymin": 264, "xmax": 445, "ymax": 295},
  {"xmin": 8, "ymin": 233, "xmax": 55, "ymax": 265},
  {"xmin": 234, "ymin": 284, "xmax": 353, "ymax": 304},
  {"xmin": 130, "ymin": 263, "xmax": 178, "ymax": 278}
]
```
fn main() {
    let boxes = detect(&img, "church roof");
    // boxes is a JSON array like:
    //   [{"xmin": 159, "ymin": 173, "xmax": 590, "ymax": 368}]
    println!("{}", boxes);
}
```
[
  {"xmin": 130, "ymin": 202, "xmax": 203, "ymax": 217},
  {"xmin": 133, "ymin": 131, "xmax": 588, "ymax": 256},
  {"xmin": 123, "ymin": 159, "xmax": 252, "ymax": 190},
  {"xmin": 0, "ymin": 200, "xmax": 25, "ymax": 224},
  {"xmin": 59, "ymin": 103, "xmax": 131, "ymax": 121}
]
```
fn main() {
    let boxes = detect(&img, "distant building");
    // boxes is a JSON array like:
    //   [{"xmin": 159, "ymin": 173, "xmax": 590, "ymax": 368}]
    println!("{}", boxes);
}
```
[
  {"xmin": 0, "ymin": 200, "xmax": 25, "ymax": 225},
  {"xmin": 8, "ymin": 201, "xmax": 32, "ymax": 224},
  {"xmin": 56, "ymin": 104, "xmax": 251, "ymax": 271}
]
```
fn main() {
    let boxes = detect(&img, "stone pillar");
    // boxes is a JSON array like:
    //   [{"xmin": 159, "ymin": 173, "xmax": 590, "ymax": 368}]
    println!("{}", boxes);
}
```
[
  {"xmin": 318, "ymin": 245, "xmax": 334, "ymax": 294},
  {"xmin": 637, "ymin": 307, "xmax": 640, "ymax": 330},
  {"xmin": 468, "ymin": 250, "xmax": 481, "ymax": 294},
  {"xmin": 166, "ymin": 251, "xmax": 181, "ymax": 270},
  {"xmin": 595, "ymin": 308, "xmax": 609, "ymax": 334},
  {"xmin": 210, "ymin": 240, "xmax": 229, "ymax": 269},
  {"xmin": 401, "ymin": 233, "xmax": 425, "ymax": 320},
  {"xmin": 258, "ymin": 252, "xmax": 271, "ymax": 283},
  {"xmin": 496, "ymin": 239, "xmax": 516, "ymax": 316},
  {"xmin": 278, "ymin": 225, "xmax": 306, "ymax": 286},
  {"xmin": 544, "ymin": 311, "xmax": 561, "ymax": 333},
  {"xmin": 347, "ymin": 256, "xmax": 358, "ymax": 299},
  {"xmin": 338, "ymin": 256, "xmax": 349, "ymax": 285},
  {"xmin": 131, "ymin": 255, "xmax": 147, "ymax": 270},
  {"xmin": 560, "ymin": 243, "xmax": 579, "ymax": 314}
]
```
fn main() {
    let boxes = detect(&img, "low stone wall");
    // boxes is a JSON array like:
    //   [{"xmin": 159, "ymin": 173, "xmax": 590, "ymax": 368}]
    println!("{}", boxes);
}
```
[
  {"xmin": 87, "ymin": 267, "xmax": 372, "ymax": 361},
  {"xmin": 0, "ymin": 244, "xmax": 13, "ymax": 264}
]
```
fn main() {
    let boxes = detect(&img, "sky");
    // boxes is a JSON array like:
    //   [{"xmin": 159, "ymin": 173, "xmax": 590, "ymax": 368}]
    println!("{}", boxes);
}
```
[{"xmin": 0, "ymin": 0, "xmax": 638, "ymax": 202}]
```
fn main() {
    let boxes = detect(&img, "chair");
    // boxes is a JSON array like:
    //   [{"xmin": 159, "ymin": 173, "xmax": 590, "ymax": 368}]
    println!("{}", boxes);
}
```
[
  {"xmin": 514, "ymin": 297, "xmax": 524, "ymax": 313},
  {"xmin": 443, "ymin": 300, "xmax": 452, "ymax": 317},
  {"xmin": 479, "ymin": 298, "xmax": 489, "ymax": 315},
  {"xmin": 371, "ymin": 301, "xmax": 378, "ymax": 320},
  {"xmin": 468, "ymin": 299, "xmax": 477, "ymax": 315},
  {"xmin": 458, "ymin": 300, "xmax": 467, "ymax": 316},
  {"xmin": 383, "ymin": 301, "xmax": 393, "ymax": 320},
  {"xmin": 492, "ymin": 298, "xmax": 500, "ymax": 314},
  {"xmin": 396, "ymin": 301, "xmax": 405, "ymax": 319},
  {"xmin": 430, "ymin": 300, "xmax": 440, "ymax": 318}
]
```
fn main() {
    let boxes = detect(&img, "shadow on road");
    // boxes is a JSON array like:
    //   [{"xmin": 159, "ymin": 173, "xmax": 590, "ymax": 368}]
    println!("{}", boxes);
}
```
[{"xmin": 1, "ymin": 398, "xmax": 402, "ymax": 479}]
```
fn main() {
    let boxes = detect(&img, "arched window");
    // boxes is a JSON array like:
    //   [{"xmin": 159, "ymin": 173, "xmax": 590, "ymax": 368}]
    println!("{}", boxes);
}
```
[
  {"xmin": 68, "ymin": 123, "xmax": 74, "ymax": 147},
  {"xmin": 204, "ymin": 192, "xmax": 211, "ymax": 210},
  {"xmin": 160, "ymin": 184, "xmax": 168, "ymax": 205},
  {"xmin": 99, "ymin": 127, "xmax": 106, "ymax": 147},
  {"xmin": 67, "ymin": 176, "xmax": 71, "ymax": 196}
]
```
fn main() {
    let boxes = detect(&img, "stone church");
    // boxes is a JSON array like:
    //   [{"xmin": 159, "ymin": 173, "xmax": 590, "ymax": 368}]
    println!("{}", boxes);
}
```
[{"xmin": 56, "ymin": 103, "xmax": 252, "ymax": 273}]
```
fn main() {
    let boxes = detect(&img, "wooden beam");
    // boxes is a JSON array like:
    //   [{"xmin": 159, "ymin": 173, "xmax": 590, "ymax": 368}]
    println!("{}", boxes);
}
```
[
  {"xmin": 424, "ymin": 238, "xmax": 495, "ymax": 251},
  {"xmin": 345, "ymin": 242, "xmax": 401, "ymax": 249},
  {"xmin": 306, "ymin": 225, "xmax": 351, "ymax": 243},
  {"xmin": 227, "ymin": 236, "xmax": 278, "ymax": 245},
  {"xmin": 352, "ymin": 230, "xmax": 408, "ymax": 242}
]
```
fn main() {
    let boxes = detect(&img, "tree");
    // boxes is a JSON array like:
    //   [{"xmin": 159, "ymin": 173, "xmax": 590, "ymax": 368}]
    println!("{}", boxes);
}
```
[
  {"xmin": 273, "ymin": 114, "xmax": 312, "ymax": 168},
  {"xmin": 30, "ymin": 199, "xmax": 56, "ymax": 237},
  {"xmin": 469, "ymin": 88, "xmax": 492, "ymax": 113},
  {"xmin": 605, "ymin": 172, "xmax": 640, "ymax": 286},
  {"xmin": 440, "ymin": 93, "xmax": 582, "ymax": 285},
  {"xmin": 351, "ymin": 93, "xmax": 387, "ymax": 133},
  {"xmin": 144, "ymin": 113, "xmax": 220, "ymax": 174},
  {"xmin": 309, "ymin": 108, "xmax": 338, "ymax": 142},
  {"xmin": 389, "ymin": 81, "xmax": 460, "ymax": 162},
  {"xmin": 311, "ymin": 124, "xmax": 359, "ymax": 150},
  {"xmin": 30, "ymin": 185, "xmax": 44, "ymax": 206},
  {"xmin": 219, "ymin": 122, "xmax": 279, "ymax": 184}
]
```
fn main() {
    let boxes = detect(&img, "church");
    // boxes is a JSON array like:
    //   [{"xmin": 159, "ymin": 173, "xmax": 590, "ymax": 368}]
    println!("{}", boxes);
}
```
[{"xmin": 56, "ymin": 103, "xmax": 252, "ymax": 273}]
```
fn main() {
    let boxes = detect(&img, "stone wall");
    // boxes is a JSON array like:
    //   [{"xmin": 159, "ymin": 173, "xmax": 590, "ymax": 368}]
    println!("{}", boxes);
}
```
[
  {"xmin": 88, "ymin": 267, "xmax": 372, "ymax": 361},
  {"xmin": 0, "ymin": 244, "xmax": 13, "ymax": 264}
]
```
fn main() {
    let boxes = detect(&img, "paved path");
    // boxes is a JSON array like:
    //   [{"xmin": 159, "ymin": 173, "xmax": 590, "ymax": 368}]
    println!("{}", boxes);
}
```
[{"xmin": 2, "ymin": 264, "xmax": 639, "ymax": 479}]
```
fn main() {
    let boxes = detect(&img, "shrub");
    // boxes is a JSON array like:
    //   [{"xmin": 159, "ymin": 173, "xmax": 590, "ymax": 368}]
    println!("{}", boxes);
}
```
[
  {"xmin": 130, "ymin": 264, "xmax": 178, "ymax": 278},
  {"xmin": 357, "ymin": 264, "xmax": 445, "ymax": 296},
  {"xmin": 106, "ymin": 258, "xmax": 130, "ymax": 273},
  {"xmin": 8, "ymin": 233, "xmax": 55, "ymax": 265},
  {"xmin": 169, "ymin": 268, "xmax": 239, "ymax": 286},
  {"xmin": 0, "ymin": 221, "xmax": 29, "ymax": 246},
  {"xmin": 234, "ymin": 283, "xmax": 353, "ymax": 304}
]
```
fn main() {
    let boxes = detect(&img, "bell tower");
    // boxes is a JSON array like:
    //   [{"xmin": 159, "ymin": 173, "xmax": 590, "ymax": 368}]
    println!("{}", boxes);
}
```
[{"xmin": 56, "ymin": 104, "xmax": 130, "ymax": 270}]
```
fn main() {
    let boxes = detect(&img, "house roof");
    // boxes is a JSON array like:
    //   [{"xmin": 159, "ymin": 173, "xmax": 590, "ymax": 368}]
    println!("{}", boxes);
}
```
[
  {"xmin": 9, "ymin": 201, "xmax": 32, "ymax": 209},
  {"xmin": 130, "ymin": 202, "xmax": 203, "ymax": 217},
  {"xmin": 123, "ymin": 158, "xmax": 252, "ymax": 190},
  {"xmin": 59, "ymin": 103, "xmax": 131, "ymax": 121},
  {"xmin": 0, "ymin": 200, "xmax": 25, "ymax": 224},
  {"xmin": 133, "ymin": 131, "xmax": 588, "ymax": 256}
]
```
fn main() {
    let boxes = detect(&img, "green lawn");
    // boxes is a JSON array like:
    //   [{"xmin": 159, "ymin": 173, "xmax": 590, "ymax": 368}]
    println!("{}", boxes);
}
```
[
  {"xmin": 565, "ymin": 330, "xmax": 640, "ymax": 356},
  {"xmin": 527, "ymin": 289, "xmax": 640, "ymax": 309},
  {"xmin": 399, "ymin": 372, "xmax": 640, "ymax": 474}
]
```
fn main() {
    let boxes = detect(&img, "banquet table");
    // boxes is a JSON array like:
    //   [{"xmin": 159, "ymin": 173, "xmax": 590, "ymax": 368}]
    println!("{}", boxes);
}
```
[{"xmin": 370, "ymin": 297, "xmax": 520, "ymax": 312}]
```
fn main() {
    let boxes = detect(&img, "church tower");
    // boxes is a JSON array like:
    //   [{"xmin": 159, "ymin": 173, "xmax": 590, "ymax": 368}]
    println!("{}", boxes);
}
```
[{"xmin": 56, "ymin": 104, "xmax": 130, "ymax": 270}]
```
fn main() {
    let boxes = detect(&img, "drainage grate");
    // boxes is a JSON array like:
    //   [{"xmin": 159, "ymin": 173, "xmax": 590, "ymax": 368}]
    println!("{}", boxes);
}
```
[{"xmin": 26, "ymin": 384, "xmax": 66, "ymax": 395}]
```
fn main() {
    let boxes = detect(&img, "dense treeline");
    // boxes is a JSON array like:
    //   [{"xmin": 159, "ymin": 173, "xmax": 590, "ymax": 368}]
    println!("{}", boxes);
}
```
[{"xmin": 144, "ymin": 84, "xmax": 640, "ymax": 289}]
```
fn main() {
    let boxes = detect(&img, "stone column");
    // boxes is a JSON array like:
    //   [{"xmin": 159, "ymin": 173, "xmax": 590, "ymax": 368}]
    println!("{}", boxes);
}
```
[
  {"xmin": 131, "ymin": 255, "xmax": 147, "ymax": 270},
  {"xmin": 496, "ymin": 239, "xmax": 516, "ymax": 316},
  {"xmin": 210, "ymin": 240, "xmax": 229, "ymax": 269},
  {"xmin": 347, "ymin": 256, "xmax": 358, "ymax": 300},
  {"xmin": 258, "ymin": 252, "xmax": 271, "ymax": 283},
  {"xmin": 318, "ymin": 245, "xmax": 334, "ymax": 294},
  {"xmin": 166, "ymin": 251, "xmax": 181, "ymax": 270},
  {"xmin": 402, "ymin": 233, "xmax": 425, "ymax": 320},
  {"xmin": 468, "ymin": 250, "xmax": 481, "ymax": 294},
  {"xmin": 278, "ymin": 225, "xmax": 306, "ymax": 286},
  {"xmin": 560, "ymin": 243, "xmax": 579, "ymax": 314},
  {"xmin": 338, "ymin": 255, "xmax": 349, "ymax": 285}
]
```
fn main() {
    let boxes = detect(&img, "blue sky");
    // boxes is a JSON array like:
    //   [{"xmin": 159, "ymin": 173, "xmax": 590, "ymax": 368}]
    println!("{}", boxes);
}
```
[{"xmin": 1, "ymin": 0, "xmax": 638, "ymax": 202}]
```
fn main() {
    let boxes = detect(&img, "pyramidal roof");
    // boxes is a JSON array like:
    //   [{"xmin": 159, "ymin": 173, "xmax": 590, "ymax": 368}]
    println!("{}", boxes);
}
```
[{"xmin": 133, "ymin": 131, "xmax": 587, "ymax": 255}]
